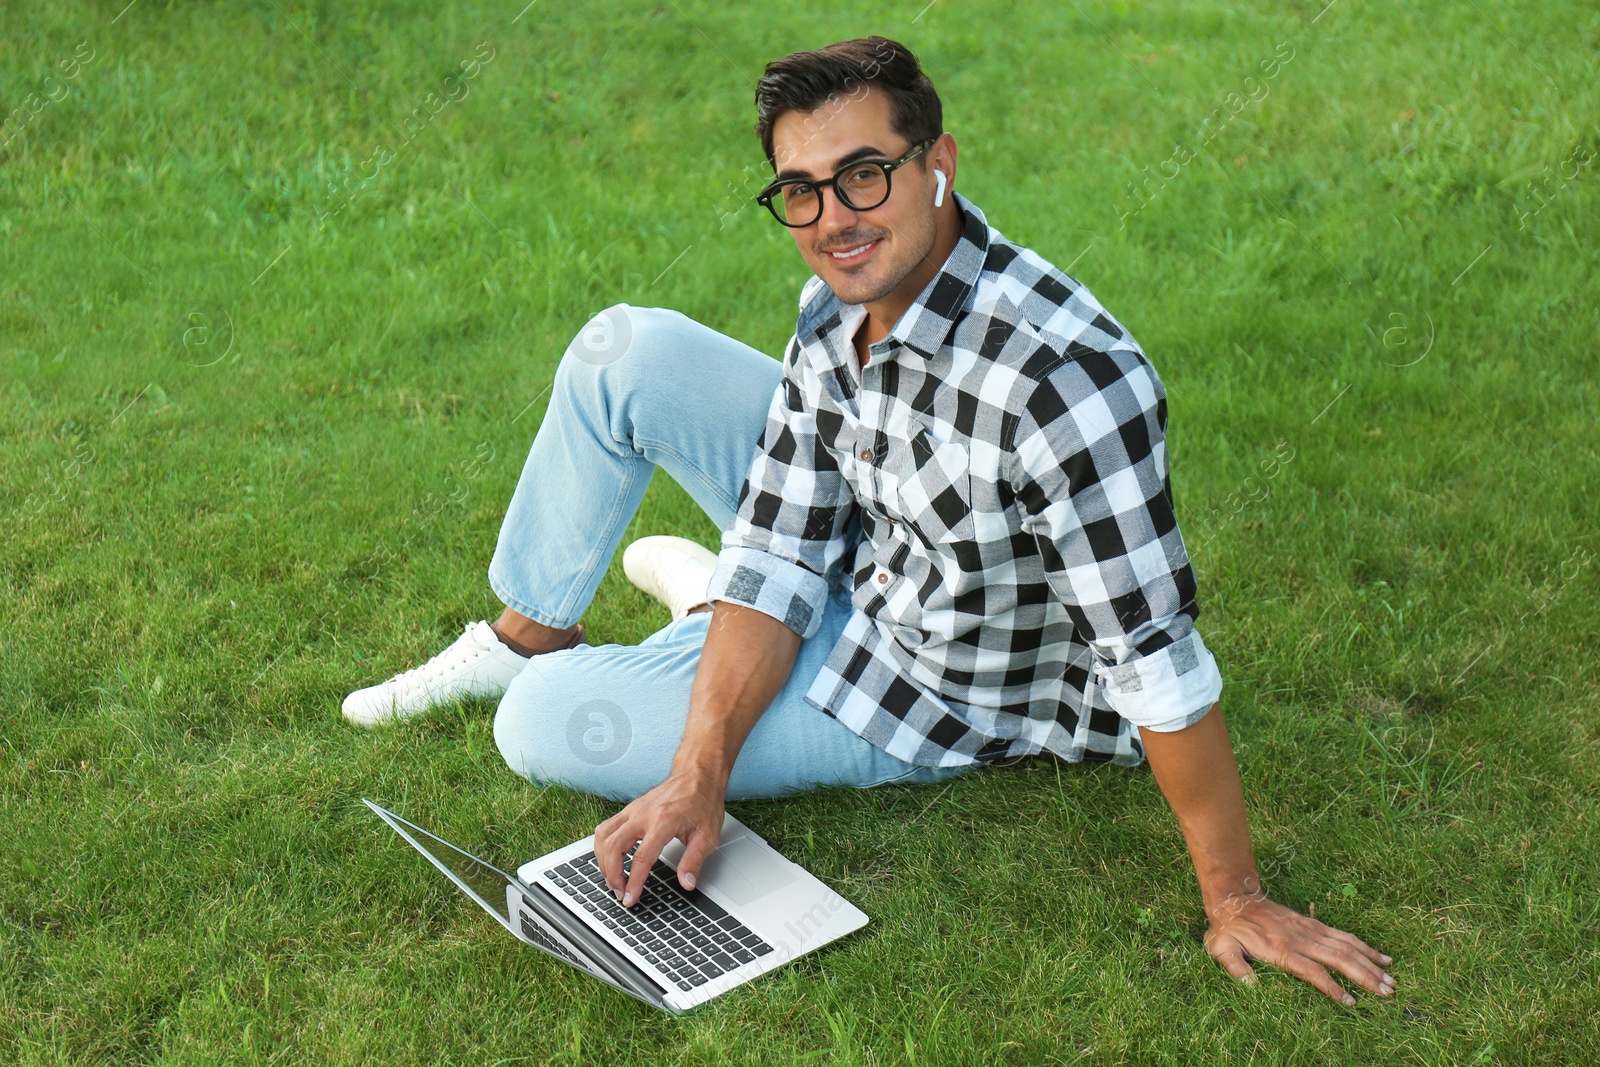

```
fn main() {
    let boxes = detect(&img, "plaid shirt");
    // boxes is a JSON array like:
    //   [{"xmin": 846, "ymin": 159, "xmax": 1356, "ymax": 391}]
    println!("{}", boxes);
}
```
[{"xmin": 705, "ymin": 191, "xmax": 1222, "ymax": 768}]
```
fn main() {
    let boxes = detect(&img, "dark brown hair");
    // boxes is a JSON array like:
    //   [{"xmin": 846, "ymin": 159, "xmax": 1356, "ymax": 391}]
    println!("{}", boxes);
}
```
[{"xmin": 754, "ymin": 36, "xmax": 943, "ymax": 171}]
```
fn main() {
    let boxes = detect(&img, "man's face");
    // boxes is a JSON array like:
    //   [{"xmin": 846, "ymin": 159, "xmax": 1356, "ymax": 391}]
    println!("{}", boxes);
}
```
[{"xmin": 768, "ymin": 87, "xmax": 939, "ymax": 308}]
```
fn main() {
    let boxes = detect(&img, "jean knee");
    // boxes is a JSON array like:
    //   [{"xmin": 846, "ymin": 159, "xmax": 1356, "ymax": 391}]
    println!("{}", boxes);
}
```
[
  {"xmin": 493, "ymin": 653, "xmax": 649, "ymax": 795},
  {"xmin": 493, "ymin": 660, "xmax": 573, "ymax": 784},
  {"xmin": 556, "ymin": 303, "xmax": 688, "ymax": 387}
]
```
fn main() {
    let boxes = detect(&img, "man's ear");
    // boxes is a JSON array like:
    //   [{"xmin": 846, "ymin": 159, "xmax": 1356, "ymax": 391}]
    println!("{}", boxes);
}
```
[{"xmin": 929, "ymin": 133, "xmax": 958, "ymax": 199}]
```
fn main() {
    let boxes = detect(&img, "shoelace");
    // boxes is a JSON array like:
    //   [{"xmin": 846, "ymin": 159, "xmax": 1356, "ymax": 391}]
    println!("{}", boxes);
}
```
[{"xmin": 388, "ymin": 625, "xmax": 494, "ymax": 696}]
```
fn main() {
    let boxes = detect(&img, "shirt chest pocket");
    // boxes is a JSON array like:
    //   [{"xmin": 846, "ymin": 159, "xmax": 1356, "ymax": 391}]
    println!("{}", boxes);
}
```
[{"xmin": 892, "ymin": 424, "xmax": 975, "ymax": 546}]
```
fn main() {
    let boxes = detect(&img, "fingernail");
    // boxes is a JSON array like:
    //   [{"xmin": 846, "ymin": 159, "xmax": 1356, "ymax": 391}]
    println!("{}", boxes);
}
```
[
  {"xmin": 1341, "ymin": 994, "xmax": 1356, "ymax": 1007},
  {"xmin": 681, "ymin": 872, "xmax": 696, "ymax": 890},
  {"xmin": 1380, "ymin": 953, "xmax": 1393, "ymax": 963},
  {"xmin": 623, "ymin": 890, "xmax": 636, "ymax": 907}
]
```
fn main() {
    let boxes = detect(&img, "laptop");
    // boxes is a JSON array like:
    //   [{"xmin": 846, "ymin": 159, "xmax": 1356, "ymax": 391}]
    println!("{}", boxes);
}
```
[{"xmin": 364, "ymin": 799, "xmax": 869, "ymax": 1014}]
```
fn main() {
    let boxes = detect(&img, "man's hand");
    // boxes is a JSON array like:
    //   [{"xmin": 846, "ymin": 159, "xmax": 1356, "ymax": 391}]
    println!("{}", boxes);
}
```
[
  {"xmin": 1138, "ymin": 703, "xmax": 1397, "ymax": 1005},
  {"xmin": 592, "ymin": 599, "xmax": 803, "ymax": 908},
  {"xmin": 593, "ymin": 770, "xmax": 725, "ymax": 907},
  {"xmin": 1204, "ymin": 889, "xmax": 1395, "ymax": 1005}
]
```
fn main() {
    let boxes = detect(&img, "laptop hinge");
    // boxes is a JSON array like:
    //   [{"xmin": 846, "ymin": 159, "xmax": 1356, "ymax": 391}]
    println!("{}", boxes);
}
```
[{"xmin": 517, "ymin": 880, "xmax": 674, "ymax": 1011}]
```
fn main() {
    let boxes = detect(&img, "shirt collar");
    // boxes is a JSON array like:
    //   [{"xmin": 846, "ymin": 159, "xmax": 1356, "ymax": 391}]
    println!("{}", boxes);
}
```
[{"xmin": 795, "ymin": 190, "xmax": 992, "ymax": 360}]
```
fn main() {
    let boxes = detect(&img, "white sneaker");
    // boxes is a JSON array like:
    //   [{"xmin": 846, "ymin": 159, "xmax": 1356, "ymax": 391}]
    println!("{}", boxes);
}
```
[
  {"xmin": 622, "ymin": 536, "xmax": 719, "ymax": 621},
  {"xmin": 341, "ymin": 620, "xmax": 580, "ymax": 727}
]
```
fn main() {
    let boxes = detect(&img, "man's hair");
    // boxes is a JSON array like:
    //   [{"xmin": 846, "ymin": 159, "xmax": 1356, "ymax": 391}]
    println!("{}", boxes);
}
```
[{"xmin": 754, "ymin": 36, "xmax": 943, "ymax": 171}]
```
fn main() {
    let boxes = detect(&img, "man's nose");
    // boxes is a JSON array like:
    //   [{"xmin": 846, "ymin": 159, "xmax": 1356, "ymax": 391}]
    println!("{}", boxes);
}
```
[{"xmin": 815, "ymin": 185, "xmax": 861, "ymax": 235}]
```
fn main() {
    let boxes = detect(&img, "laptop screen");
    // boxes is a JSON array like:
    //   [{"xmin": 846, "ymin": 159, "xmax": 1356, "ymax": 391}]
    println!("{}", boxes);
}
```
[
  {"xmin": 365, "ymin": 800, "xmax": 522, "ymax": 930},
  {"xmin": 365, "ymin": 800, "xmax": 672, "ymax": 1011}
]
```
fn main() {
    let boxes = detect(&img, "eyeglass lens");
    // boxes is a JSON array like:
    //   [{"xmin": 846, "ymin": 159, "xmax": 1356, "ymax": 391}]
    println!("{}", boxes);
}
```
[{"xmin": 776, "ymin": 163, "xmax": 890, "ymax": 225}]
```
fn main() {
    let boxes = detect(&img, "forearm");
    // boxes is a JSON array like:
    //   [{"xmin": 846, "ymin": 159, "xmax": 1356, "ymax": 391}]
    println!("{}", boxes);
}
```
[
  {"xmin": 1137, "ymin": 702, "xmax": 1261, "ymax": 917},
  {"xmin": 670, "ymin": 599, "xmax": 802, "ymax": 788}
]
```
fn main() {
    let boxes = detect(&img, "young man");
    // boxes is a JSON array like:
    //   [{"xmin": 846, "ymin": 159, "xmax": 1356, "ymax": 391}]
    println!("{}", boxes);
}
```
[{"xmin": 344, "ymin": 36, "xmax": 1395, "ymax": 1006}]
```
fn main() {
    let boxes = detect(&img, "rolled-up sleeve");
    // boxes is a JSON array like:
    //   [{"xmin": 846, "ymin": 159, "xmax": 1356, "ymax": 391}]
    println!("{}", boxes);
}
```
[
  {"xmin": 1007, "ymin": 346, "xmax": 1222, "ymax": 732},
  {"xmin": 706, "ymin": 335, "xmax": 858, "ymax": 639}
]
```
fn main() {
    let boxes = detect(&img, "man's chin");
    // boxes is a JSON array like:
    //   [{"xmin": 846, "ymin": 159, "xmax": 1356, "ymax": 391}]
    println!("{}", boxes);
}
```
[{"xmin": 822, "ymin": 268, "xmax": 895, "ymax": 307}]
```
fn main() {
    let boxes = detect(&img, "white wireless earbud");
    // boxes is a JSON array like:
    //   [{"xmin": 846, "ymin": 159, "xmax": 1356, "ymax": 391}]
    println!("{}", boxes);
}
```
[{"xmin": 933, "ymin": 169, "xmax": 947, "ymax": 207}]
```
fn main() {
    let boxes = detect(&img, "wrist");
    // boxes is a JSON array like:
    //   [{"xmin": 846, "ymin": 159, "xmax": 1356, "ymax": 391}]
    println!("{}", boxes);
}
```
[
  {"xmin": 1203, "ymin": 873, "xmax": 1268, "ymax": 923},
  {"xmin": 669, "ymin": 747, "xmax": 733, "ymax": 792}
]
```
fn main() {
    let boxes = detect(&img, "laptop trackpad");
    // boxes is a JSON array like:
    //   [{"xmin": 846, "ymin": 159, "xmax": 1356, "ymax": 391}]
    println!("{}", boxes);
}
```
[{"xmin": 698, "ymin": 837, "xmax": 800, "ymax": 905}]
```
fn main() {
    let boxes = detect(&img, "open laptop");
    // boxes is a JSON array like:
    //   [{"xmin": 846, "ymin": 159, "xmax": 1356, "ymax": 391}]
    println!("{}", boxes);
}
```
[{"xmin": 364, "ymin": 799, "xmax": 868, "ymax": 1014}]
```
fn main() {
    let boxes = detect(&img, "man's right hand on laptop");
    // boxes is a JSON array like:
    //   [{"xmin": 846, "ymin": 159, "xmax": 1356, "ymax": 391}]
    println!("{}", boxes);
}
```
[
  {"xmin": 594, "ymin": 770, "xmax": 725, "ymax": 907},
  {"xmin": 595, "ymin": 601, "xmax": 805, "ymax": 908}
]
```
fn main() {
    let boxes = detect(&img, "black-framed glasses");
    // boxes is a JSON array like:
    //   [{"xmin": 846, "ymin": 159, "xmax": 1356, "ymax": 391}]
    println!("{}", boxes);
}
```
[{"xmin": 756, "ymin": 137, "xmax": 936, "ymax": 228}]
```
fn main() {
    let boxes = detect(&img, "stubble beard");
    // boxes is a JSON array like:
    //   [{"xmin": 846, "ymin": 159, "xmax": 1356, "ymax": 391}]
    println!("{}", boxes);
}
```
[{"xmin": 822, "ymin": 211, "xmax": 937, "ymax": 307}]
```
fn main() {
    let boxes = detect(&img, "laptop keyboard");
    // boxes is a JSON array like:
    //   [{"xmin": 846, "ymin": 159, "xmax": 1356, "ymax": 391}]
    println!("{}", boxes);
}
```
[
  {"xmin": 517, "ymin": 911, "xmax": 594, "ymax": 973},
  {"xmin": 547, "ymin": 849, "xmax": 774, "ymax": 992}
]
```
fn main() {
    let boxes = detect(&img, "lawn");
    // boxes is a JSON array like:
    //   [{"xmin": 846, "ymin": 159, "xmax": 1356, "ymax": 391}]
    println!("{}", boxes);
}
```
[{"xmin": 3, "ymin": 1, "xmax": 1598, "ymax": 1063}]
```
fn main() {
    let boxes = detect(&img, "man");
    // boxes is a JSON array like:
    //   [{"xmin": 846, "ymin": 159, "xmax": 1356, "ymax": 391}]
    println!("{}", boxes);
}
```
[{"xmin": 344, "ymin": 36, "xmax": 1395, "ymax": 1005}]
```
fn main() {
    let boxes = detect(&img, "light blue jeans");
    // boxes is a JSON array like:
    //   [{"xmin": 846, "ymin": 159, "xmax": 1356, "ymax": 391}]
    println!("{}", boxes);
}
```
[{"xmin": 488, "ymin": 304, "xmax": 977, "ymax": 802}]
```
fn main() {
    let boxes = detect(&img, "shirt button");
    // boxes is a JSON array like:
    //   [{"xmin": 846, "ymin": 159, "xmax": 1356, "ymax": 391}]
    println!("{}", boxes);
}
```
[
  {"xmin": 876, "ymin": 572, "xmax": 888, "ymax": 585},
  {"xmin": 859, "ymin": 448, "xmax": 872, "ymax": 462}
]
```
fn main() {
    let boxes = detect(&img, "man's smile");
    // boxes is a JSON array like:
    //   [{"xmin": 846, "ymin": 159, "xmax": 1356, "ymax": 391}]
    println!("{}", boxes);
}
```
[{"xmin": 823, "ymin": 238, "xmax": 882, "ymax": 265}]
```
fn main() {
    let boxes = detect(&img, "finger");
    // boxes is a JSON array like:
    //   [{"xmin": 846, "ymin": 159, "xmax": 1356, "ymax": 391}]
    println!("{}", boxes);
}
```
[
  {"xmin": 1326, "ymin": 926, "xmax": 1394, "ymax": 969},
  {"xmin": 1204, "ymin": 933, "xmax": 1259, "ymax": 988},
  {"xmin": 1308, "ymin": 933, "xmax": 1396, "ymax": 996},
  {"xmin": 594, "ymin": 815, "xmax": 637, "ymax": 897},
  {"xmin": 1293, "ymin": 922, "xmax": 1393, "ymax": 993},
  {"xmin": 652, "ymin": 793, "xmax": 722, "ymax": 892},
  {"xmin": 1275, "ymin": 949, "xmax": 1355, "ymax": 1006},
  {"xmin": 674, "ymin": 820, "xmax": 723, "ymax": 892},
  {"xmin": 622, "ymin": 827, "xmax": 675, "ymax": 907}
]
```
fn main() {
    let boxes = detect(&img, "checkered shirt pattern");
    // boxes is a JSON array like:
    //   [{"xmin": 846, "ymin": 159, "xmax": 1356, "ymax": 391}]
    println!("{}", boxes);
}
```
[{"xmin": 705, "ymin": 191, "xmax": 1223, "ymax": 768}]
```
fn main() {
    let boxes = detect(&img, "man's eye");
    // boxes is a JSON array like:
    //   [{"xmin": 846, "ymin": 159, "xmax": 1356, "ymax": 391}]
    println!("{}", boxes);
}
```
[
  {"xmin": 848, "ymin": 166, "xmax": 880, "ymax": 181},
  {"xmin": 788, "ymin": 183, "xmax": 817, "ymax": 197}
]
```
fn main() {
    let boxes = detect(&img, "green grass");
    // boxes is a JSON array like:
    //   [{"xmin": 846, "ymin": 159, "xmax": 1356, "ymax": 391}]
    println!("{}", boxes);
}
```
[{"xmin": 3, "ymin": 0, "xmax": 1598, "ymax": 1063}]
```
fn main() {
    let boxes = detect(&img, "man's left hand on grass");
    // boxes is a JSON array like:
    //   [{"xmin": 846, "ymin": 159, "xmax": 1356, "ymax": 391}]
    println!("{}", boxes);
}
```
[{"xmin": 1203, "ymin": 891, "xmax": 1396, "ymax": 1005}]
